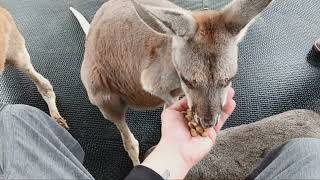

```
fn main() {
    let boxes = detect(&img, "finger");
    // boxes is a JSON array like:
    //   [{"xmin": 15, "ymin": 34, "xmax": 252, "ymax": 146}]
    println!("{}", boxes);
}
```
[
  {"xmin": 227, "ymin": 87, "xmax": 235, "ymax": 102},
  {"xmin": 167, "ymin": 97, "xmax": 188, "ymax": 112},
  {"xmin": 215, "ymin": 99, "xmax": 236, "ymax": 132},
  {"xmin": 223, "ymin": 95, "xmax": 236, "ymax": 116},
  {"xmin": 214, "ymin": 88, "xmax": 235, "ymax": 131}
]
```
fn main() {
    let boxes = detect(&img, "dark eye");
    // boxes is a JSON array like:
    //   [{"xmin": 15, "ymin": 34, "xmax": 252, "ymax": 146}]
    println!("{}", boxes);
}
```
[{"xmin": 180, "ymin": 75, "xmax": 194, "ymax": 89}]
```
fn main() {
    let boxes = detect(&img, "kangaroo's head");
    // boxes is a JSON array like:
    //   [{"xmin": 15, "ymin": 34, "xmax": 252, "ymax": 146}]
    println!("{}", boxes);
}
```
[{"xmin": 133, "ymin": 0, "xmax": 272, "ymax": 128}]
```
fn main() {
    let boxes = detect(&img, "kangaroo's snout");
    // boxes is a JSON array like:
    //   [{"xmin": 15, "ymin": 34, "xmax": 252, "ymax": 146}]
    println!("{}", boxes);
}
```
[
  {"xmin": 195, "ymin": 110, "xmax": 221, "ymax": 128},
  {"xmin": 191, "ymin": 97, "xmax": 223, "ymax": 128},
  {"xmin": 189, "ymin": 83, "xmax": 232, "ymax": 129}
]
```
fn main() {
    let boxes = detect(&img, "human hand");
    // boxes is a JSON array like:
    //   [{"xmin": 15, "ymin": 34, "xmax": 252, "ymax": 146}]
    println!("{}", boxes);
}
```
[
  {"xmin": 159, "ymin": 88, "xmax": 236, "ymax": 167},
  {"xmin": 142, "ymin": 88, "xmax": 236, "ymax": 179}
]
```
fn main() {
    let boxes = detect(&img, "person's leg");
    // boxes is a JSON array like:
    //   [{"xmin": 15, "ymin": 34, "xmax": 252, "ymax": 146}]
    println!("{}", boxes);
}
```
[
  {"xmin": 0, "ymin": 104, "xmax": 4, "ymax": 179},
  {"xmin": 247, "ymin": 138, "xmax": 320, "ymax": 180},
  {"xmin": 0, "ymin": 103, "xmax": 94, "ymax": 179}
]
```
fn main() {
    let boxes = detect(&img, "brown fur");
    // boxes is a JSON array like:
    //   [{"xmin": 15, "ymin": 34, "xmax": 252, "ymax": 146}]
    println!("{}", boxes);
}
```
[
  {"xmin": 0, "ymin": 26, "xmax": 5, "ymax": 72},
  {"xmin": 0, "ymin": 7, "xmax": 15, "ymax": 71},
  {"xmin": 0, "ymin": 6, "xmax": 68, "ymax": 128},
  {"xmin": 83, "ymin": 34, "xmax": 168, "ymax": 109},
  {"xmin": 193, "ymin": 11, "xmax": 227, "ymax": 46}
]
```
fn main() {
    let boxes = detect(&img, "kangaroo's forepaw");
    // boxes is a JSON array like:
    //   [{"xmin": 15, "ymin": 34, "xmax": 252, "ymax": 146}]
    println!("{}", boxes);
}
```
[{"xmin": 52, "ymin": 113, "xmax": 69, "ymax": 129}]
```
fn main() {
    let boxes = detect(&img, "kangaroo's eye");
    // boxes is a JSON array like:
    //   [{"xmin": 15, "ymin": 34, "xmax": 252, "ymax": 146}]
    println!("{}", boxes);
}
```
[{"xmin": 180, "ymin": 75, "xmax": 194, "ymax": 89}]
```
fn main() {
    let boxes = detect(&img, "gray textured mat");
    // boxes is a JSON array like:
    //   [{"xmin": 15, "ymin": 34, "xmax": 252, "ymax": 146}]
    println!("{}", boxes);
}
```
[{"xmin": 0, "ymin": 0, "xmax": 319, "ymax": 179}]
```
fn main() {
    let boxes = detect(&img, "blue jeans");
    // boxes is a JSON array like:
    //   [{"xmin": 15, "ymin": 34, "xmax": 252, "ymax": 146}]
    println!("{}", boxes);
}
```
[{"xmin": 0, "ymin": 104, "xmax": 94, "ymax": 179}]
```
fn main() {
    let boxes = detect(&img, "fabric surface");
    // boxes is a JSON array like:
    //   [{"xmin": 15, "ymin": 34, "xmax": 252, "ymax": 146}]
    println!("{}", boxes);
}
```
[
  {"xmin": 0, "ymin": 0, "xmax": 319, "ymax": 179},
  {"xmin": 248, "ymin": 138, "xmax": 320, "ymax": 180},
  {"xmin": 0, "ymin": 104, "xmax": 94, "ymax": 179}
]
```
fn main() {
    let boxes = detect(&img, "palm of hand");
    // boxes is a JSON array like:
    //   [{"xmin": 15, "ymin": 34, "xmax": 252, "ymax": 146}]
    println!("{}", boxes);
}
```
[
  {"xmin": 159, "ymin": 88, "xmax": 235, "ymax": 166},
  {"xmin": 160, "ymin": 106, "xmax": 216, "ymax": 166}
]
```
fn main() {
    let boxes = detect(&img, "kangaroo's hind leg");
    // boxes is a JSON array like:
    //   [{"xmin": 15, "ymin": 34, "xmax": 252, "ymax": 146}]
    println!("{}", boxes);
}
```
[
  {"xmin": 91, "ymin": 92, "xmax": 140, "ymax": 166},
  {"xmin": 7, "ymin": 31, "xmax": 68, "ymax": 128}
]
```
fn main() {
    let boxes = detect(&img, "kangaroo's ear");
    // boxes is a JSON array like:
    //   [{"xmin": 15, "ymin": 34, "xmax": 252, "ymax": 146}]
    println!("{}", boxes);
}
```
[
  {"xmin": 131, "ymin": 0, "xmax": 197, "ymax": 38},
  {"xmin": 222, "ymin": 0, "xmax": 273, "ymax": 35}
]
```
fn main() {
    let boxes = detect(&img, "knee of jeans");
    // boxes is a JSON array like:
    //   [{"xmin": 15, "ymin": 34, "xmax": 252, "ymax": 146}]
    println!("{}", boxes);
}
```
[
  {"xmin": 8, "ymin": 104, "xmax": 48, "ymax": 123},
  {"xmin": 286, "ymin": 138, "xmax": 320, "ymax": 153},
  {"xmin": 10, "ymin": 104, "xmax": 41, "ymax": 114}
]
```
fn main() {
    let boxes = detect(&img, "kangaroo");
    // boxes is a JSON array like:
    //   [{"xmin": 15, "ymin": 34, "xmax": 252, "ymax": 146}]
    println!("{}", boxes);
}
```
[
  {"xmin": 0, "ymin": 7, "xmax": 68, "ymax": 128},
  {"xmin": 70, "ymin": 0, "xmax": 273, "ymax": 165}
]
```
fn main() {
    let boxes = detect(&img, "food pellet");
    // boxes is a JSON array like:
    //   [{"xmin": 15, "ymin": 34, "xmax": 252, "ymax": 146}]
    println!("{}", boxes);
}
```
[
  {"xmin": 190, "ymin": 128, "xmax": 199, "ymax": 137},
  {"xmin": 185, "ymin": 110, "xmax": 192, "ymax": 121},
  {"xmin": 201, "ymin": 130, "xmax": 208, "ymax": 137},
  {"xmin": 188, "ymin": 122, "xmax": 195, "ymax": 129},
  {"xmin": 184, "ymin": 109, "xmax": 208, "ymax": 137},
  {"xmin": 195, "ymin": 126, "xmax": 204, "ymax": 134}
]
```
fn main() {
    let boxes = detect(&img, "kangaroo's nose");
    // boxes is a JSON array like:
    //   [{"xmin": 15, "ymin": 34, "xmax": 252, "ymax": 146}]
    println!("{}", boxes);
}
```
[
  {"xmin": 200, "ymin": 114, "xmax": 220, "ymax": 128},
  {"xmin": 201, "ymin": 121, "xmax": 213, "ymax": 128},
  {"xmin": 200, "ymin": 117, "xmax": 215, "ymax": 128}
]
